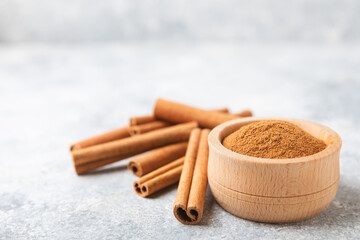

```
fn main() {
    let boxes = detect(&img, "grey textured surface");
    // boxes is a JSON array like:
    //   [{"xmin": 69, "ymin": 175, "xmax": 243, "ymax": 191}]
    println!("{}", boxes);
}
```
[
  {"xmin": 0, "ymin": 0, "xmax": 360, "ymax": 43},
  {"xmin": 0, "ymin": 43, "xmax": 360, "ymax": 239}
]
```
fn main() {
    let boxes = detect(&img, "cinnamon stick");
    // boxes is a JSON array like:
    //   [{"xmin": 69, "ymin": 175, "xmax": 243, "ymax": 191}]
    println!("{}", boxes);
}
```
[
  {"xmin": 234, "ymin": 110, "xmax": 253, "ymax": 117},
  {"xmin": 212, "ymin": 108, "xmax": 229, "ymax": 113},
  {"xmin": 173, "ymin": 128, "xmax": 210, "ymax": 225},
  {"xmin": 130, "ymin": 115, "xmax": 155, "ymax": 126},
  {"xmin": 134, "ymin": 157, "xmax": 184, "ymax": 197},
  {"xmin": 154, "ymin": 99, "xmax": 237, "ymax": 128},
  {"xmin": 129, "ymin": 120, "xmax": 171, "ymax": 136},
  {"xmin": 130, "ymin": 107, "xmax": 229, "ymax": 127},
  {"xmin": 75, "ymin": 154, "xmax": 133, "ymax": 175},
  {"xmin": 71, "ymin": 121, "xmax": 198, "ymax": 174},
  {"xmin": 128, "ymin": 142, "xmax": 187, "ymax": 177},
  {"xmin": 70, "ymin": 126, "xmax": 130, "ymax": 151},
  {"xmin": 129, "ymin": 107, "xmax": 229, "ymax": 136}
]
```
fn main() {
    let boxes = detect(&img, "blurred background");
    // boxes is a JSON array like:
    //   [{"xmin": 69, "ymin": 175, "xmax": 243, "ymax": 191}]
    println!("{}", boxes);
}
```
[
  {"xmin": 0, "ymin": 0, "xmax": 360, "ymax": 239},
  {"xmin": 1, "ymin": 0, "xmax": 360, "ymax": 43}
]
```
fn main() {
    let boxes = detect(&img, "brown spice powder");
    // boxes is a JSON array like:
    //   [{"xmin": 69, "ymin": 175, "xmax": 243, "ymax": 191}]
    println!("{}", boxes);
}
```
[{"xmin": 222, "ymin": 120, "xmax": 327, "ymax": 159}]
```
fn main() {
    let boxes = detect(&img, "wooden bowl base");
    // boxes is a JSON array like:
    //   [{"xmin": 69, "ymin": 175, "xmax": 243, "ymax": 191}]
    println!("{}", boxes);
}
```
[{"xmin": 209, "ymin": 177, "xmax": 339, "ymax": 223}]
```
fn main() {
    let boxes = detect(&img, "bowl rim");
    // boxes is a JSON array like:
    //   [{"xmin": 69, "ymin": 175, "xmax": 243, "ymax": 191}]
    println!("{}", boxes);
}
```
[{"xmin": 208, "ymin": 117, "xmax": 342, "ymax": 165}]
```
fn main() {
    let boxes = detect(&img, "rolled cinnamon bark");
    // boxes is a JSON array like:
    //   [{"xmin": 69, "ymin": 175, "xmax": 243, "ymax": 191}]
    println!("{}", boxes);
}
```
[
  {"xmin": 129, "ymin": 120, "xmax": 171, "ymax": 136},
  {"xmin": 75, "ymin": 154, "xmax": 133, "ymax": 175},
  {"xmin": 70, "ymin": 126, "xmax": 130, "ymax": 151},
  {"xmin": 186, "ymin": 129, "xmax": 210, "ymax": 223},
  {"xmin": 129, "ymin": 108, "xmax": 230, "ymax": 136},
  {"xmin": 154, "ymin": 99, "xmax": 237, "ymax": 128},
  {"xmin": 134, "ymin": 157, "xmax": 185, "ymax": 197},
  {"xmin": 212, "ymin": 108, "xmax": 229, "ymax": 113},
  {"xmin": 173, "ymin": 128, "xmax": 210, "ymax": 225},
  {"xmin": 234, "ymin": 110, "xmax": 253, "ymax": 117},
  {"xmin": 128, "ymin": 142, "xmax": 187, "ymax": 177},
  {"xmin": 72, "ymin": 121, "xmax": 198, "ymax": 174},
  {"xmin": 130, "ymin": 108, "xmax": 229, "ymax": 127},
  {"xmin": 130, "ymin": 115, "xmax": 155, "ymax": 126}
]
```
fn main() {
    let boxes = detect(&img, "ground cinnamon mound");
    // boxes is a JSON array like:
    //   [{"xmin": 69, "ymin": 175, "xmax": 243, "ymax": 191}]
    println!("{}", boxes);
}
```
[{"xmin": 223, "ymin": 120, "xmax": 327, "ymax": 159}]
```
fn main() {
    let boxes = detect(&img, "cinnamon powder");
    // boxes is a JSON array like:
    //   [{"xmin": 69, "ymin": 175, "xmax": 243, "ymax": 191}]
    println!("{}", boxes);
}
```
[{"xmin": 223, "ymin": 120, "xmax": 327, "ymax": 159}]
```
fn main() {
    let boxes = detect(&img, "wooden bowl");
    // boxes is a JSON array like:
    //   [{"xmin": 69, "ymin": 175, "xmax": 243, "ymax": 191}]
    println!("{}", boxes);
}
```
[{"xmin": 208, "ymin": 117, "xmax": 342, "ymax": 223}]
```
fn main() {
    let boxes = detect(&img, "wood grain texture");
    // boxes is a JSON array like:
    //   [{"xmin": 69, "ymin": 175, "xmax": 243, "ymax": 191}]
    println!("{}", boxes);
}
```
[
  {"xmin": 210, "ymin": 178, "xmax": 339, "ymax": 223},
  {"xmin": 208, "ymin": 117, "xmax": 342, "ymax": 223}
]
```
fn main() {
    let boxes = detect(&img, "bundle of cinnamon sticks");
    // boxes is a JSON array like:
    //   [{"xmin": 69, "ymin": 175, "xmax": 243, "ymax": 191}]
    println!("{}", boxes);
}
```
[{"xmin": 70, "ymin": 98, "xmax": 252, "ymax": 225}]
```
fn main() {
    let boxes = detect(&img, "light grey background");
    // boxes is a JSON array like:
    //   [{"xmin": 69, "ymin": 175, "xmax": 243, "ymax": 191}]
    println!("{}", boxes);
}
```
[
  {"xmin": 0, "ymin": 1, "xmax": 359, "ymax": 239},
  {"xmin": 0, "ymin": 0, "xmax": 360, "ymax": 43}
]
